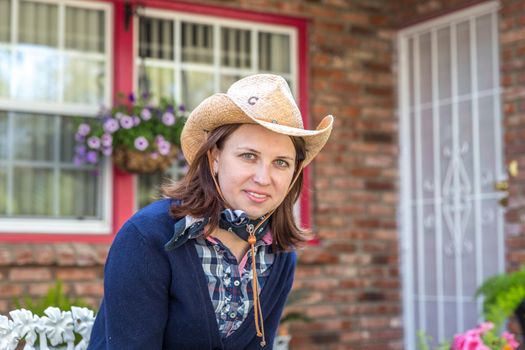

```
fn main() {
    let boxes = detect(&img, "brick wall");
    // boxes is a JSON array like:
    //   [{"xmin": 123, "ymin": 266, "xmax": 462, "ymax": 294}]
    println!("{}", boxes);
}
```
[{"xmin": 0, "ymin": 244, "xmax": 107, "ymax": 312}]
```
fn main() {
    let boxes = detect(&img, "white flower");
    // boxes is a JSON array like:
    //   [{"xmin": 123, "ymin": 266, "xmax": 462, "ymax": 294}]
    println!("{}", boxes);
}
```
[
  {"xmin": 10, "ymin": 309, "xmax": 39, "ymax": 348},
  {"xmin": 0, "ymin": 315, "xmax": 19, "ymax": 350},
  {"xmin": 39, "ymin": 307, "xmax": 75, "ymax": 346}
]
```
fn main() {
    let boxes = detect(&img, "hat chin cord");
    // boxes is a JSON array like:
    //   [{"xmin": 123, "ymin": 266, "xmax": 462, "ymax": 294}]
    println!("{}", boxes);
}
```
[{"xmin": 207, "ymin": 150, "xmax": 303, "ymax": 347}]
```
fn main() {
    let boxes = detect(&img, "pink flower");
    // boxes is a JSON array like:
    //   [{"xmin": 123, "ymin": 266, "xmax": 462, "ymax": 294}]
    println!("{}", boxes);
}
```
[
  {"xmin": 101, "ymin": 133, "xmax": 112, "ymax": 147},
  {"xmin": 120, "ymin": 115, "xmax": 134, "ymax": 129},
  {"xmin": 134, "ymin": 136, "xmax": 149, "ymax": 151},
  {"xmin": 503, "ymin": 331, "xmax": 520, "ymax": 349},
  {"xmin": 162, "ymin": 111, "xmax": 175, "ymax": 126},
  {"xmin": 103, "ymin": 118, "xmax": 119, "ymax": 133},
  {"xmin": 141, "ymin": 108, "xmax": 151, "ymax": 120},
  {"xmin": 158, "ymin": 141, "xmax": 171, "ymax": 156},
  {"xmin": 102, "ymin": 147, "xmax": 113, "ymax": 156},
  {"xmin": 87, "ymin": 136, "xmax": 101, "ymax": 149},
  {"xmin": 477, "ymin": 322, "xmax": 494, "ymax": 334},
  {"xmin": 133, "ymin": 116, "xmax": 141, "ymax": 125},
  {"xmin": 77, "ymin": 123, "xmax": 91, "ymax": 136}
]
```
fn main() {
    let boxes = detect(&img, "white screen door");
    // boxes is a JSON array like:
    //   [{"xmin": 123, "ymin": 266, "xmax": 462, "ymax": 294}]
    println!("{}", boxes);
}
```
[{"xmin": 398, "ymin": 2, "xmax": 505, "ymax": 348}]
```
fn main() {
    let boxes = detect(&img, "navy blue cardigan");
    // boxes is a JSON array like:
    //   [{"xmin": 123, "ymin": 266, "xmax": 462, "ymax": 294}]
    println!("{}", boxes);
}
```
[{"xmin": 88, "ymin": 199, "xmax": 296, "ymax": 349}]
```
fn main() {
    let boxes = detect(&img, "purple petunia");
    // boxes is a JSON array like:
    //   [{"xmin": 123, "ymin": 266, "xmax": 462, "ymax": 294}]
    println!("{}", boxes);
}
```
[
  {"xmin": 102, "ymin": 147, "xmax": 113, "ymax": 156},
  {"xmin": 155, "ymin": 135, "xmax": 165, "ymax": 145},
  {"xmin": 120, "ymin": 115, "xmax": 134, "ymax": 129},
  {"xmin": 162, "ymin": 112, "xmax": 175, "ymax": 126},
  {"xmin": 141, "ymin": 108, "xmax": 151, "ymax": 121},
  {"xmin": 87, "ymin": 136, "xmax": 101, "ymax": 150},
  {"xmin": 77, "ymin": 123, "xmax": 91, "ymax": 136},
  {"xmin": 75, "ymin": 145, "xmax": 87, "ymax": 156},
  {"xmin": 133, "ymin": 116, "xmax": 141, "ymax": 126},
  {"xmin": 134, "ymin": 136, "xmax": 149, "ymax": 151},
  {"xmin": 128, "ymin": 93, "xmax": 136, "ymax": 103},
  {"xmin": 73, "ymin": 155, "xmax": 84, "ymax": 166},
  {"xmin": 101, "ymin": 133, "xmax": 112, "ymax": 147},
  {"xmin": 158, "ymin": 141, "xmax": 171, "ymax": 156},
  {"xmin": 75, "ymin": 133, "xmax": 85, "ymax": 142},
  {"xmin": 86, "ymin": 151, "xmax": 98, "ymax": 164},
  {"xmin": 103, "ymin": 118, "xmax": 119, "ymax": 134},
  {"xmin": 179, "ymin": 104, "xmax": 186, "ymax": 113}
]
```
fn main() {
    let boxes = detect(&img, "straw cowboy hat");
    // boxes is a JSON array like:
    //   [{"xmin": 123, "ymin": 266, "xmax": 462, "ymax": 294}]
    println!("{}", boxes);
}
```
[{"xmin": 181, "ymin": 74, "xmax": 334, "ymax": 167}]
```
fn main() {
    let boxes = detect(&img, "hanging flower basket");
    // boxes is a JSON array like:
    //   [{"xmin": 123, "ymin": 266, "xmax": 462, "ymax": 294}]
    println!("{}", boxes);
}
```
[
  {"xmin": 73, "ymin": 93, "xmax": 186, "ymax": 174},
  {"xmin": 112, "ymin": 146, "xmax": 179, "ymax": 174}
]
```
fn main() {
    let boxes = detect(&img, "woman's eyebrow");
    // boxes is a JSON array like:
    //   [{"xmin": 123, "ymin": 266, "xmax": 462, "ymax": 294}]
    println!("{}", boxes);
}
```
[{"xmin": 237, "ymin": 147, "xmax": 295, "ymax": 160}]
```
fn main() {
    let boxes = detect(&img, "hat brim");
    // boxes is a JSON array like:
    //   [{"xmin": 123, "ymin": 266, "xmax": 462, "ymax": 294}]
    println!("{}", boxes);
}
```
[{"xmin": 181, "ymin": 93, "xmax": 333, "ymax": 167}]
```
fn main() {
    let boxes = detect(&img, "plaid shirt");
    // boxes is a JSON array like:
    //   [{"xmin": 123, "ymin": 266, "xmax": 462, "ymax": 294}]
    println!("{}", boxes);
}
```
[{"xmin": 193, "ymin": 231, "xmax": 275, "ymax": 338}]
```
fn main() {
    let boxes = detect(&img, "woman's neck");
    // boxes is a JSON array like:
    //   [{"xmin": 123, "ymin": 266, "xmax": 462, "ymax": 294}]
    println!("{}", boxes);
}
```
[{"xmin": 210, "ymin": 227, "xmax": 250, "ymax": 263}]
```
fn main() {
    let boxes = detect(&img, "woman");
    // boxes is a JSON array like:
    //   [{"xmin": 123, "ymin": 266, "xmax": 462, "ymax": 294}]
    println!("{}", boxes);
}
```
[{"xmin": 88, "ymin": 74, "xmax": 333, "ymax": 349}]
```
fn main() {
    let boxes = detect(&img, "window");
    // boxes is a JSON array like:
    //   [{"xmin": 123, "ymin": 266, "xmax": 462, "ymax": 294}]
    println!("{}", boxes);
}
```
[
  {"xmin": 135, "ymin": 10, "xmax": 297, "ymax": 208},
  {"xmin": 0, "ymin": 0, "xmax": 112, "ymax": 233}
]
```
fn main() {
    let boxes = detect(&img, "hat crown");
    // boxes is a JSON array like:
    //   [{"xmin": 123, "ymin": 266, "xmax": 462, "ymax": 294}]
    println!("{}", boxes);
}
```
[{"xmin": 227, "ymin": 74, "xmax": 303, "ymax": 128}]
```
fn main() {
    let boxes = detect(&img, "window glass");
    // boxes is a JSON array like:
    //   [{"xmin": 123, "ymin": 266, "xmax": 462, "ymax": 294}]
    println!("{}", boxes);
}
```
[
  {"xmin": 13, "ymin": 167, "xmax": 54, "ymax": 216},
  {"xmin": 139, "ymin": 17, "xmax": 174, "ymax": 60},
  {"xmin": 181, "ymin": 22, "xmax": 213, "ymax": 63},
  {"xmin": 258, "ymin": 32, "xmax": 290, "ymax": 73},
  {"xmin": 14, "ymin": 47, "xmax": 59, "ymax": 101},
  {"xmin": 65, "ymin": 7, "xmax": 105, "ymax": 53},
  {"xmin": 18, "ymin": 1, "xmax": 58, "ymax": 47},
  {"xmin": 60, "ymin": 169, "xmax": 99, "ymax": 218},
  {"xmin": 181, "ymin": 70, "xmax": 214, "ymax": 110},
  {"xmin": 0, "ymin": 49, "xmax": 10, "ymax": 97},
  {"xmin": 63, "ymin": 58, "xmax": 105, "ymax": 104},
  {"xmin": 221, "ymin": 27, "xmax": 251, "ymax": 69},
  {"xmin": 0, "ymin": 112, "xmax": 7, "ymax": 159},
  {"xmin": 13, "ymin": 113, "xmax": 55, "ymax": 162},
  {"xmin": 1, "ymin": 1, "xmax": 111, "ymax": 224},
  {"xmin": 0, "ymin": 0, "xmax": 10, "ymax": 43}
]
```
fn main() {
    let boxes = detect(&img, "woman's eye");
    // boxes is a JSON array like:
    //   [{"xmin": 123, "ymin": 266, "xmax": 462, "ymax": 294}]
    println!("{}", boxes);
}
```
[
  {"xmin": 240, "ymin": 153, "xmax": 256, "ymax": 160},
  {"xmin": 275, "ymin": 159, "xmax": 290, "ymax": 168}
]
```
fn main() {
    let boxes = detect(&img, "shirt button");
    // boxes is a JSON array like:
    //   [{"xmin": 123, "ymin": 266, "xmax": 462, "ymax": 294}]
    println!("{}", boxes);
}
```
[
  {"xmin": 233, "ymin": 280, "xmax": 240, "ymax": 287},
  {"xmin": 229, "ymin": 312, "xmax": 237, "ymax": 319}
]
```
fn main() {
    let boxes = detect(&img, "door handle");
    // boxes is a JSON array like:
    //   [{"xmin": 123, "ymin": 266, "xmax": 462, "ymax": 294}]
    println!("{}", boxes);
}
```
[{"xmin": 495, "ymin": 160, "xmax": 519, "ymax": 207}]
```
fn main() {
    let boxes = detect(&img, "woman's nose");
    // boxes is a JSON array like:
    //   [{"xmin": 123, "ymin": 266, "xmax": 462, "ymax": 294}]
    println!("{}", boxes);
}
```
[{"xmin": 253, "ymin": 163, "xmax": 271, "ymax": 185}]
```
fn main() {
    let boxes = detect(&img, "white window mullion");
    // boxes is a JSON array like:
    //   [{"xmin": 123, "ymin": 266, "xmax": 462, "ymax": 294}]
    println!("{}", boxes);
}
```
[
  {"xmin": 413, "ymin": 34, "xmax": 427, "ymax": 332},
  {"xmin": 491, "ymin": 11, "xmax": 504, "ymax": 274},
  {"xmin": 469, "ymin": 16, "xmax": 483, "ymax": 320},
  {"xmin": 398, "ymin": 34, "xmax": 416, "ymax": 350},
  {"xmin": 430, "ymin": 27, "xmax": 445, "ymax": 342},
  {"xmin": 450, "ymin": 21, "xmax": 464, "ymax": 332}
]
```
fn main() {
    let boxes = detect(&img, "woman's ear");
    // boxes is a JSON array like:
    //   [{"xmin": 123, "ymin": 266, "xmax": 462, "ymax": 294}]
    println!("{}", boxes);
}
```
[{"xmin": 210, "ymin": 146, "xmax": 220, "ymax": 175}]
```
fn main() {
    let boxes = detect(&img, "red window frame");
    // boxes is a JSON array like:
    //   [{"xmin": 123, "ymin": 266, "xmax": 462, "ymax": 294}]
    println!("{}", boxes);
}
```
[{"xmin": 0, "ymin": 0, "xmax": 311, "ymax": 243}]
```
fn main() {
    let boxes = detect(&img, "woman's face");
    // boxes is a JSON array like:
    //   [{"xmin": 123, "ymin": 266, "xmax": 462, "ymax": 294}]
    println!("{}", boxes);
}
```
[{"xmin": 212, "ymin": 124, "xmax": 296, "ymax": 219}]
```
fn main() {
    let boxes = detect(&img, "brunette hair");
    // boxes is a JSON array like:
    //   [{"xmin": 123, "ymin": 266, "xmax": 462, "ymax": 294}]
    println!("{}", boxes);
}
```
[{"xmin": 161, "ymin": 123, "xmax": 309, "ymax": 251}]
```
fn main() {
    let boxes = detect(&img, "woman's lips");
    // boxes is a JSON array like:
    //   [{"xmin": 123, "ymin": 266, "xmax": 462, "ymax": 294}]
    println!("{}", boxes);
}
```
[{"xmin": 244, "ymin": 190, "xmax": 269, "ymax": 203}]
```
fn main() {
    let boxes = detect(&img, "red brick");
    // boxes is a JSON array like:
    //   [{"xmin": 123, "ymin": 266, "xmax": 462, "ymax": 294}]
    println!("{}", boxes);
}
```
[
  {"xmin": 9, "ymin": 268, "xmax": 52, "ymax": 281},
  {"xmin": 0, "ymin": 284, "xmax": 23, "ymax": 297},
  {"xmin": 56, "ymin": 268, "xmax": 98, "ymax": 281},
  {"xmin": 73, "ymin": 282, "xmax": 104, "ymax": 297}
]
